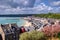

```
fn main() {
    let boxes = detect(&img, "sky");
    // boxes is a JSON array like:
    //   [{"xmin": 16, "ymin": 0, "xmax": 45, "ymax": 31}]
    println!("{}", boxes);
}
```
[{"xmin": 0, "ymin": 0, "xmax": 60, "ymax": 14}]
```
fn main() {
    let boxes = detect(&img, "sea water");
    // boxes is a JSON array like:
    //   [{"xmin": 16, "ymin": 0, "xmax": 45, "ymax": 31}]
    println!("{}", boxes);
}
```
[{"xmin": 0, "ymin": 17, "xmax": 26, "ymax": 27}]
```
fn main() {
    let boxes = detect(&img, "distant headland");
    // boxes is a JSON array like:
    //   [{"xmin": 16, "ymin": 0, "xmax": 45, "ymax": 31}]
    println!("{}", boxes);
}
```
[{"xmin": 0, "ymin": 14, "xmax": 34, "ymax": 17}]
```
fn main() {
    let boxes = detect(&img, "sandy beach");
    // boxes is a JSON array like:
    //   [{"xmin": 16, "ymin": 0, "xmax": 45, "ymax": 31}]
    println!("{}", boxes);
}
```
[{"xmin": 23, "ymin": 20, "xmax": 32, "ymax": 27}]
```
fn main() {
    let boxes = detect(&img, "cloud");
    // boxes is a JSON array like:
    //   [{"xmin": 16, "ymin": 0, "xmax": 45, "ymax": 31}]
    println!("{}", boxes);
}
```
[
  {"xmin": 51, "ymin": 7, "xmax": 60, "ymax": 13},
  {"xmin": 33, "ymin": 3, "xmax": 53, "ymax": 11},
  {"xmin": 0, "ymin": 3, "xmax": 54, "ymax": 14},
  {"xmin": 51, "ymin": 1, "xmax": 60, "ymax": 6},
  {"xmin": 34, "ymin": 0, "xmax": 41, "ymax": 6},
  {"xmin": 0, "ymin": 0, "xmax": 35, "ymax": 8},
  {"xmin": 0, "ymin": 0, "xmax": 60, "ymax": 14}
]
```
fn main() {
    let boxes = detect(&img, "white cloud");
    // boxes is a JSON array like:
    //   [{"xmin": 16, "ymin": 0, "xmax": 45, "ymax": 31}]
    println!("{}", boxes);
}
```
[
  {"xmin": 23, "ymin": 1, "xmax": 28, "ymax": 5},
  {"xmin": 5, "ymin": 7, "xmax": 21, "ymax": 12},
  {"xmin": 15, "ymin": 3, "xmax": 53, "ymax": 12},
  {"xmin": 33, "ymin": 3, "xmax": 53, "ymax": 11},
  {"xmin": 0, "ymin": 5, "xmax": 11, "ymax": 9},
  {"xmin": 51, "ymin": 1, "xmax": 60, "ymax": 6},
  {"xmin": 48, "ymin": 7, "xmax": 53, "ymax": 11},
  {"xmin": 0, "ymin": 3, "xmax": 60, "ymax": 14}
]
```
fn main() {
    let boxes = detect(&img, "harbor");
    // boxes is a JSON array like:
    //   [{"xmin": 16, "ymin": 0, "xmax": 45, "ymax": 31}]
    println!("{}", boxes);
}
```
[
  {"xmin": 0, "ymin": 17, "xmax": 60, "ymax": 40},
  {"xmin": 23, "ymin": 17, "xmax": 60, "ymax": 31}
]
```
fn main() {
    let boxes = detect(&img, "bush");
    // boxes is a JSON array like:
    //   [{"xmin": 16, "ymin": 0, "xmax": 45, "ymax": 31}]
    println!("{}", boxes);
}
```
[
  {"xmin": 34, "ymin": 13, "xmax": 60, "ymax": 19},
  {"xmin": 42, "ymin": 24, "xmax": 60, "ymax": 37},
  {"xmin": 19, "ymin": 30, "xmax": 47, "ymax": 40},
  {"xmin": 57, "ymin": 32, "xmax": 60, "ymax": 38}
]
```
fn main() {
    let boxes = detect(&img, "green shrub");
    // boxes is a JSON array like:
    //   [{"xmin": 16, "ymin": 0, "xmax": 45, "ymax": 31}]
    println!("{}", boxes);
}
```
[
  {"xmin": 57, "ymin": 32, "xmax": 60, "ymax": 38},
  {"xmin": 34, "ymin": 13, "xmax": 60, "ymax": 19},
  {"xmin": 19, "ymin": 30, "xmax": 47, "ymax": 40}
]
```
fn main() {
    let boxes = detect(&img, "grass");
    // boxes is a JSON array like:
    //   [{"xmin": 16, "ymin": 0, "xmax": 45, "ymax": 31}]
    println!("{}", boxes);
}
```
[{"xmin": 19, "ymin": 30, "xmax": 47, "ymax": 40}]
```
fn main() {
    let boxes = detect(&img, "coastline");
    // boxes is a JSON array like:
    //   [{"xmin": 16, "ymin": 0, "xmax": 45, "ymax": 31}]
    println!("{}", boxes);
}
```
[{"xmin": 23, "ymin": 18, "xmax": 32, "ymax": 27}]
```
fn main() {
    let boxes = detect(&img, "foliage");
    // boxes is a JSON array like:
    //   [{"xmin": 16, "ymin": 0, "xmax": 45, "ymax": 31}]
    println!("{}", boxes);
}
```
[
  {"xmin": 57, "ymin": 32, "xmax": 60, "ymax": 38},
  {"xmin": 19, "ymin": 30, "xmax": 47, "ymax": 40},
  {"xmin": 42, "ymin": 24, "xmax": 60, "ymax": 37},
  {"xmin": 34, "ymin": 13, "xmax": 60, "ymax": 19}
]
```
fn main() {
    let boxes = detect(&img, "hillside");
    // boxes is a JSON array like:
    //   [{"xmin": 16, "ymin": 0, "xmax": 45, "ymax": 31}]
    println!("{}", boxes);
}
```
[{"xmin": 34, "ymin": 13, "xmax": 60, "ymax": 19}]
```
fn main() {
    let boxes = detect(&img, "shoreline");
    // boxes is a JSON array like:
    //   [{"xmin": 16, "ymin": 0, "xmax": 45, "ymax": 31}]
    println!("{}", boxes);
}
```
[{"xmin": 23, "ymin": 18, "xmax": 32, "ymax": 27}]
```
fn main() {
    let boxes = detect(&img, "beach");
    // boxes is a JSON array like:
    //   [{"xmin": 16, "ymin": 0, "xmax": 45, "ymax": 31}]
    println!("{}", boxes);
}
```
[{"xmin": 23, "ymin": 20, "xmax": 32, "ymax": 27}]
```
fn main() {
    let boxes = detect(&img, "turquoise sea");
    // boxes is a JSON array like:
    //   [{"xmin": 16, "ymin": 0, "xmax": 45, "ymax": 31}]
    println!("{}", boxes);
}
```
[{"xmin": 0, "ymin": 17, "xmax": 26, "ymax": 27}]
